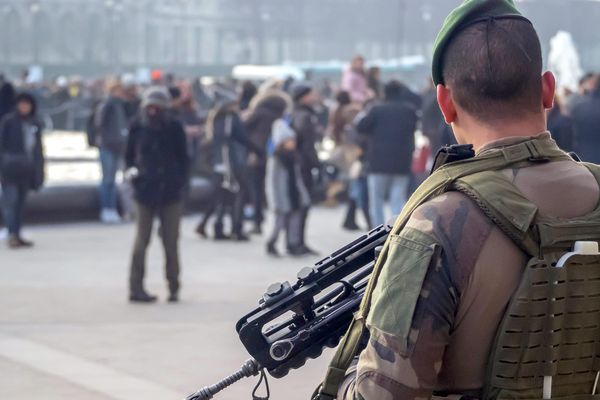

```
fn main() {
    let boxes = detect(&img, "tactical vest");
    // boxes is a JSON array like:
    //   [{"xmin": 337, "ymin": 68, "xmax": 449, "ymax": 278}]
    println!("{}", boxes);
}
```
[{"xmin": 318, "ymin": 136, "xmax": 600, "ymax": 400}]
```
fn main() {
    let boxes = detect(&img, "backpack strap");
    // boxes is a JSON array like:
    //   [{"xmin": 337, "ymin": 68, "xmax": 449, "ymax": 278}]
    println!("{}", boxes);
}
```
[
  {"xmin": 317, "ymin": 137, "xmax": 571, "ymax": 400},
  {"xmin": 453, "ymin": 171, "xmax": 541, "ymax": 257}
]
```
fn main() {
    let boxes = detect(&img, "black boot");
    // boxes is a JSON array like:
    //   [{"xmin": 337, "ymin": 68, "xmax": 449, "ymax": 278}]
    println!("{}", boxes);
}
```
[
  {"xmin": 168, "ymin": 291, "xmax": 179, "ymax": 303},
  {"xmin": 168, "ymin": 282, "xmax": 179, "ymax": 303},
  {"xmin": 266, "ymin": 241, "xmax": 280, "ymax": 257},
  {"xmin": 129, "ymin": 290, "xmax": 158, "ymax": 303},
  {"xmin": 342, "ymin": 200, "xmax": 360, "ymax": 231},
  {"xmin": 232, "ymin": 232, "xmax": 250, "ymax": 242},
  {"xmin": 362, "ymin": 206, "xmax": 373, "ymax": 230},
  {"xmin": 213, "ymin": 223, "xmax": 230, "ymax": 241},
  {"xmin": 195, "ymin": 222, "xmax": 207, "ymax": 239}
]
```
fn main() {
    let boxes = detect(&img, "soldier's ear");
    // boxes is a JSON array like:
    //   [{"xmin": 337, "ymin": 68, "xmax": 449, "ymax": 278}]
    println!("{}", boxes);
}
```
[
  {"xmin": 437, "ymin": 84, "xmax": 457, "ymax": 124},
  {"xmin": 541, "ymin": 71, "xmax": 556, "ymax": 111}
]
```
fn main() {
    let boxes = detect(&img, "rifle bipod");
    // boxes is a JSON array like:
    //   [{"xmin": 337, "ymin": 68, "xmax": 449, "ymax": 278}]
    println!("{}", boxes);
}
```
[{"xmin": 185, "ymin": 358, "xmax": 270, "ymax": 400}]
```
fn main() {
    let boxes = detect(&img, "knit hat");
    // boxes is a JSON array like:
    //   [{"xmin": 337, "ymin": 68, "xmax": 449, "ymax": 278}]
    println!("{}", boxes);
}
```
[
  {"xmin": 141, "ymin": 86, "xmax": 171, "ymax": 109},
  {"xmin": 292, "ymin": 83, "xmax": 313, "ymax": 102},
  {"xmin": 431, "ymin": 0, "xmax": 530, "ymax": 86}
]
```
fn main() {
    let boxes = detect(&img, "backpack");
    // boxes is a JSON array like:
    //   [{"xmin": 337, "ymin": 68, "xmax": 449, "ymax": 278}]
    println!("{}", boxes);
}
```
[
  {"xmin": 455, "ymin": 168, "xmax": 600, "ymax": 400},
  {"xmin": 318, "ymin": 137, "xmax": 600, "ymax": 400}
]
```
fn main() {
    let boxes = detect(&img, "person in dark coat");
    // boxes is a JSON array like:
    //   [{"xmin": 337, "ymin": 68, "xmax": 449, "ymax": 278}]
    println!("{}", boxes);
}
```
[
  {"xmin": 356, "ymin": 80, "xmax": 417, "ymax": 228},
  {"xmin": 125, "ymin": 87, "xmax": 189, "ymax": 303},
  {"xmin": 421, "ymin": 82, "xmax": 447, "ymax": 153},
  {"xmin": 174, "ymin": 91, "xmax": 204, "ymax": 176},
  {"xmin": 199, "ymin": 100, "xmax": 263, "ymax": 241},
  {"xmin": 0, "ymin": 93, "xmax": 45, "ymax": 249},
  {"xmin": 548, "ymin": 96, "xmax": 575, "ymax": 152},
  {"xmin": 565, "ymin": 73, "xmax": 598, "ymax": 116},
  {"xmin": 571, "ymin": 79, "xmax": 600, "ymax": 164},
  {"xmin": 290, "ymin": 83, "xmax": 322, "ymax": 255},
  {"xmin": 244, "ymin": 89, "xmax": 291, "ymax": 234}
]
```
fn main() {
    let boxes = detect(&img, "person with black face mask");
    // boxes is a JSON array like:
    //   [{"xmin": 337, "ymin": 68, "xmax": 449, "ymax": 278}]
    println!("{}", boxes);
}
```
[
  {"xmin": 0, "ymin": 92, "xmax": 44, "ymax": 249},
  {"xmin": 125, "ymin": 87, "xmax": 189, "ymax": 303}
]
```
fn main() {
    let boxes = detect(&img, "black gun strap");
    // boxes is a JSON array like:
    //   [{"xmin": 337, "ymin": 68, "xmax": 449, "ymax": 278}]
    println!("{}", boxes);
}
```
[
  {"xmin": 317, "ymin": 137, "xmax": 571, "ymax": 399},
  {"xmin": 252, "ymin": 369, "xmax": 270, "ymax": 400}
]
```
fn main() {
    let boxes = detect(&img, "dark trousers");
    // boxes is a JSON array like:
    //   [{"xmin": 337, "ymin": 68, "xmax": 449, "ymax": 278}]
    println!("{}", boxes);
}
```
[
  {"xmin": 1, "ymin": 183, "xmax": 28, "ymax": 237},
  {"xmin": 130, "ymin": 201, "xmax": 182, "ymax": 294},
  {"xmin": 211, "ymin": 170, "xmax": 248, "ymax": 237},
  {"xmin": 232, "ymin": 175, "xmax": 249, "ymax": 236},
  {"xmin": 295, "ymin": 166, "xmax": 315, "ymax": 249},
  {"xmin": 296, "ymin": 206, "xmax": 310, "ymax": 249},
  {"xmin": 213, "ymin": 187, "xmax": 231, "ymax": 233},
  {"xmin": 249, "ymin": 164, "xmax": 267, "ymax": 228}
]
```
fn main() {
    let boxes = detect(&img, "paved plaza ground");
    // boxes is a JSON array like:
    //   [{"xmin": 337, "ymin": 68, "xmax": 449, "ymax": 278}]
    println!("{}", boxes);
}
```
[{"xmin": 0, "ymin": 207, "xmax": 366, "ymax": 400}]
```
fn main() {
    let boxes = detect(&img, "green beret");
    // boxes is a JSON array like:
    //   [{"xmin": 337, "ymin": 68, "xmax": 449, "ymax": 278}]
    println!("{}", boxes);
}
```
[{"xmin": 432, "ymin": 0, "xmax": 530, "ymax": 86}]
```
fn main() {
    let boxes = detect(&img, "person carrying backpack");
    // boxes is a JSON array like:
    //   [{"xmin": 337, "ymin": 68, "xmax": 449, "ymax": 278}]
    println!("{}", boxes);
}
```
[{"xmin": 318, "ymin": 1, "xmax": 600, "ymax": 400}]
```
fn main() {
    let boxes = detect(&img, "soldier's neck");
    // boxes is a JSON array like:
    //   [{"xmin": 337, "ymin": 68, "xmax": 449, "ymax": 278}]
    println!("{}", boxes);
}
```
[{"xmin": 455, "ymin": 115, "xmax": 547, "ymax": 152}]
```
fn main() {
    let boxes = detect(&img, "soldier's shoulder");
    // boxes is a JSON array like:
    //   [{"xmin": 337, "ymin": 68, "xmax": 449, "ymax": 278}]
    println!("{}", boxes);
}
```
[{"xmin": 406, "ymin": 191, "xmax": 492, "ymax": 242}]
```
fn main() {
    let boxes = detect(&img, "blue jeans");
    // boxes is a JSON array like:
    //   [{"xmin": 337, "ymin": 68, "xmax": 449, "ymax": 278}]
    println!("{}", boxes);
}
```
[
  {"xmin": 349, "ymin": 176, "xmax": 369, "ymax": 211},
  {"xmin": 1, "ymin": 184, "xmax": 28, "ymax": 236},
  {"xmin": 99, "ymin": 148, "xmax": 120, "ymax": 210},
  {"xmin": 368, "ymin": 173, "xmax": 409, "ymax": 227}
]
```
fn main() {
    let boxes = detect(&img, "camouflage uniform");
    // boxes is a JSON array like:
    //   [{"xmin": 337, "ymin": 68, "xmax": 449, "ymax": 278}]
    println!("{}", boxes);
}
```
[{"xmin": 339, "ymin": 133, "xmax": 600, "ymax": 400}]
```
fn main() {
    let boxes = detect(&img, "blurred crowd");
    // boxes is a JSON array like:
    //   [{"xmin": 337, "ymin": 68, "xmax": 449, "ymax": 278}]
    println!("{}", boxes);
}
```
[{"xmin": 2, "ymin": 58, "xmax": 600, "ymax": 300}]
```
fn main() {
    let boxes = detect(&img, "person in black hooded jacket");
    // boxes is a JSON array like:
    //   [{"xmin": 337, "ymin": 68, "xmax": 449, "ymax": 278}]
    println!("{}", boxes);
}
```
[
  {"xmin": 125, "ymin": 87, "xmax": 189, "ymax": 303},
  {"xmin": 0, "ymin": 92, "xmax": 44, "ymax": 249}
]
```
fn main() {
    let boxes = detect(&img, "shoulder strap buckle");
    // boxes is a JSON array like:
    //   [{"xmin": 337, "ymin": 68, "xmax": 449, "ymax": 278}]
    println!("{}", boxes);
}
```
[{"xmin": 524, "ymin": 141, "xmax": 550, "ymax": 162}]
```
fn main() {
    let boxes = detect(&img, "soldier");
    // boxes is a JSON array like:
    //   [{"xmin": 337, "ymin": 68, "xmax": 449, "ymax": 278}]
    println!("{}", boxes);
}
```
[{"xmin": 322, "ymin": 1, "xmax": 600, "ymax": 399}]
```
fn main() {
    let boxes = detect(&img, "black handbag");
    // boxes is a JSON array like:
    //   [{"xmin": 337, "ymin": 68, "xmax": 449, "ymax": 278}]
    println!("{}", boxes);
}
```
[{"xmin": 1, "ymin": 153, "xmax": 33, "ymax": 184}]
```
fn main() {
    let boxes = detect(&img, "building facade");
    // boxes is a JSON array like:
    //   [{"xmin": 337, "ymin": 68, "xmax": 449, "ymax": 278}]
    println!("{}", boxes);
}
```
[{"xmin": 0, "ymin": 0, "xmax": 599, "ymax": 77}]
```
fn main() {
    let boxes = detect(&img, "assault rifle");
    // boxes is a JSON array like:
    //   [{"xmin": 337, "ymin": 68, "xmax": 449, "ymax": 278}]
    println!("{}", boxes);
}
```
[{"xmin": 185, "ymin": 223, "xmax": 391, "ymax": 400}]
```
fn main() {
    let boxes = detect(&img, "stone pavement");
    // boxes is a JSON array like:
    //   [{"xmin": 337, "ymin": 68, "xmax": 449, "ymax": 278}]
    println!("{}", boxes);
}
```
[{"xmin": 0, "ymin": 207, "xmax": 367, "ymax": 400}]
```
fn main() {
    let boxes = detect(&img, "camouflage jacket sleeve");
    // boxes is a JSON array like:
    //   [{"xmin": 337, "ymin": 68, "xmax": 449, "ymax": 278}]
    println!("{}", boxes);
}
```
[{"xmin": 339, "ymin": 192, "xmax": 493, "ymax": 400}]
